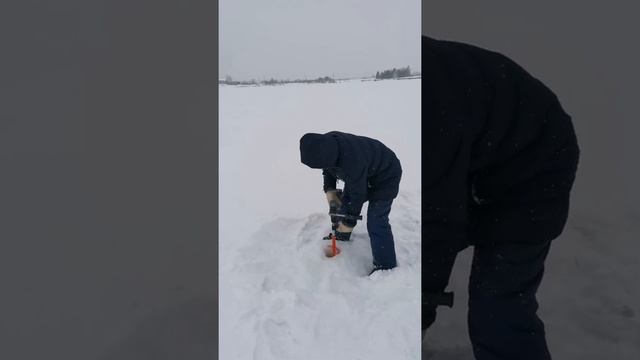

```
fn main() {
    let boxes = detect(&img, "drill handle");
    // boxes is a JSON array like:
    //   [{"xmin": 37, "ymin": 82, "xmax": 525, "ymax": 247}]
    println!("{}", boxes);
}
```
[{"xmin": 328, "ymin": 213, "xmax": 363, "ymax": 221}]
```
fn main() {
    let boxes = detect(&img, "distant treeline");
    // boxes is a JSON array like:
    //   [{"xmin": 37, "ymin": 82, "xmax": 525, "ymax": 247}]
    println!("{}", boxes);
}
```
[
  {"xmin": 375, "ymin": 66, "xmax": 413, "ymax": 80},
  {"xmin": 220, "ymin": 76, "xmax": 336, "ymax": 86}
]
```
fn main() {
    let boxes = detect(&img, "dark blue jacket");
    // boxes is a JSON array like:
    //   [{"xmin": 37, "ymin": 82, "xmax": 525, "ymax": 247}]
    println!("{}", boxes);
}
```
[
  {"xmin": 300, "ymin": 131, "xmax": 402, "ymax": 217},
  {"xmin": 422, "ymin": 36, "xmax": 580, "ymax": 251}
]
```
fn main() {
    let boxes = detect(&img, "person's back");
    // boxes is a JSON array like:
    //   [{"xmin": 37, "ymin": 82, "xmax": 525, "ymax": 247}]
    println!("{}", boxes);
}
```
[
  {"xmin": 325, "ymin": 131, "xmax": 402, "ymax": 199},
  {"xmin": 422, "ymin": 36, "xmax": 579, "ymax": 360}
]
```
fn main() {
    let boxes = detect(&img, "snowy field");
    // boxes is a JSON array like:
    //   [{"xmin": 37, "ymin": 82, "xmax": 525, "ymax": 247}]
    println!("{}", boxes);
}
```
[
  {"xmin": 220, "ymin": 78, "xmax": 640, "ymax": 360},
  {"xmin": 219, "ymin": 79, "xmax": 422, "ymax": 360}
]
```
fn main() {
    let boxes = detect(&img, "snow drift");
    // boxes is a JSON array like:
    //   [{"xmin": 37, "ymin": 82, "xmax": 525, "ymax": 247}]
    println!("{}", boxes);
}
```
[{"xmin": 219, "ymin": 79, "xmax": 422, "ymax": 360}]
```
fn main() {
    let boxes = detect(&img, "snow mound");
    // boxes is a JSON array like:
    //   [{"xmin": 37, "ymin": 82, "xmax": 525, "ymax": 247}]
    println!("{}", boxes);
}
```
[
  {"xmin": 220, "ymin": 79, "xmax": 421, "ymax": 359},
  {"xmin": 221, "ymin": 192, "xmax": 421, "ymax": 360}
]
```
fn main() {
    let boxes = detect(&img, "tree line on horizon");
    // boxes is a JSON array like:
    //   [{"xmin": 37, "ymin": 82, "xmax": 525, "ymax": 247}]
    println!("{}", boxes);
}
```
[
  {"xmin": 220, "ymin": 65, "xmax": 419, "ymax": 86},
  {"xmin": 375, "ymin": 66, "xmax": 413, "ymax": 80},
  {"xmin": 220, "ymin": 75, "xmax": 336, "ymax": 86}
]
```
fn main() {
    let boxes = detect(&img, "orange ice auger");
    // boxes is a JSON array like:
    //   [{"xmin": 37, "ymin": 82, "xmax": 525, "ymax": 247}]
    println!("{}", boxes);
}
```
[
  {"xmin": 323, "ymin": 213, "xmax": 361, "ymax": 257},
  {"xmin": 324, "ymin": 233, "xmax": 341, "ymax": 258}
]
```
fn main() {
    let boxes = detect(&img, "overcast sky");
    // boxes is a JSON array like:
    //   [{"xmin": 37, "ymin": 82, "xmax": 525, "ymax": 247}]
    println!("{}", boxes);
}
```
[{"xmin": 220, "ymin": 0, "xmax": 421, "ymax": 81}]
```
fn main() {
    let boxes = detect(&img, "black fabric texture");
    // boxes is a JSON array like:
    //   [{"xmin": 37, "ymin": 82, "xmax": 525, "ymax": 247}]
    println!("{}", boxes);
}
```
[{"xmin": 422, "ymin": 35, "xmax": 579, "ymax": 252}]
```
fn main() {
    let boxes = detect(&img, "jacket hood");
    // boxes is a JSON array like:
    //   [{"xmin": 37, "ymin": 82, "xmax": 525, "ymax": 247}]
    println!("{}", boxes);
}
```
[{"xmin": 299, "ymin": 133, "xmax": 338, "ymax": 169}]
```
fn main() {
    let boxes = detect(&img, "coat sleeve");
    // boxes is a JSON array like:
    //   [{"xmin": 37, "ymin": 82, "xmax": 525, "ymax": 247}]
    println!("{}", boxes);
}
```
[
  {"xmin": 422, "ymin": 37, "xmax": 476, "ymax": 252},
  {"xmin": 322, "ymin": 169, "xmax": 337, "ymax": 192},
  {"xmin": 422, "ymin": 131, "xmax": 471, "ymax": 252}
]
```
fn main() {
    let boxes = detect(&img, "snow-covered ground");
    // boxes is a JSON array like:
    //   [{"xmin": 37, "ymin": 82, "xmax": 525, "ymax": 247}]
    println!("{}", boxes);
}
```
[
  {"xmin": 220, "ymin": 78, "xmax": 640, "ymax": 360},
  {"xmin": 219, "ymin": 79, "xmax": 422, "ymax": 360}
]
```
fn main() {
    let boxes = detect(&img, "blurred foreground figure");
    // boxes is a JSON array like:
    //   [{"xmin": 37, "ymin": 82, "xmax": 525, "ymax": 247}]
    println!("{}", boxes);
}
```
[{"xmin": 422, "ymin": 36, "xmax": 580, "ymax": 360}]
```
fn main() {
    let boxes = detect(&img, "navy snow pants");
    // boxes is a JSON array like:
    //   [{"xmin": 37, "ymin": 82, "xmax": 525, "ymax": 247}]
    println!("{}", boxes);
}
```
[
  {"xmin": 366, "ymin": 199, "xmax": 397, "ymax": 269},
  {"xmin": 467, "ymin": 239, "xmax": 552, "ymax": 360},
  {"xmin": 424, "ymin": 191, "xmax": 571, "ymax": 360}
]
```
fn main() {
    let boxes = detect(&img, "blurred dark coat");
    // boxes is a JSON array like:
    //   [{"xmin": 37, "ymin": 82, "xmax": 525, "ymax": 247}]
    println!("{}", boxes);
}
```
[
  {"xmin": 422, "ymin": 35, "xmax": 580, "ymax": 251},
  {"xmin": 300, "ymin": 131, "xmax": 402, "ymax": 217}
]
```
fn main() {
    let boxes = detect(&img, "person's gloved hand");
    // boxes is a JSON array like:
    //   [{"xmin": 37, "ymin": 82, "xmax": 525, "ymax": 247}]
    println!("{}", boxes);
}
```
[{"xmin": 335, "ymin": 221, "xmax": 353, "ymax": 241}]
